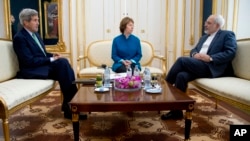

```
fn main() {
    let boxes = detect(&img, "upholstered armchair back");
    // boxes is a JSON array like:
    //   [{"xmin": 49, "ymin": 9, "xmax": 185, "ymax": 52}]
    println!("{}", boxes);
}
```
[
  {"xmin": 86, "ymin": 40, "xmax": 113, "ymax": 67},
  {"xmin": 86, "ymin": 40, "xmax": 155, "ymax": 67},
  {"xmin": 77, "ymin": 40, "xmax": 166, "ymax": 78},
  {"xmin": 232, "ymin": 38, "xmax": 250, "ymax": 80},
  {"xmin": 0, "ymin": 39, "xmax": 19, "ymax": 82},
  {"xmin": 140, "ymin": 41, "xmax": 155, "ymax": 66}
]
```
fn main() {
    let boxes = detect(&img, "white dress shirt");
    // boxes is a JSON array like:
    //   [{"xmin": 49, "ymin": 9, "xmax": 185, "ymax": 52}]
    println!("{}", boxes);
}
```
[{"xmin": 199, "ymin": 31, "xmax": 218, "ymax": 54}]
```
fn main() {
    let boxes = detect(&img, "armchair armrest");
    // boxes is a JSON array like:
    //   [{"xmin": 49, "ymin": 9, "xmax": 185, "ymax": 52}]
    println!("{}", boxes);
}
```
[
  {"xmin": 77, "ymin": 55, "xmax": 87, "ymax": 77},
  {"xmin": 77, "ymin": 55, "xmax": 85, "ymax": 61},
  {"xmin": 154, "ymin": 55, "xmax": 166, "ymax": 61},
  {"xmin": 153, "ymin": 55, "xmax": 167, "ymax": 77}
]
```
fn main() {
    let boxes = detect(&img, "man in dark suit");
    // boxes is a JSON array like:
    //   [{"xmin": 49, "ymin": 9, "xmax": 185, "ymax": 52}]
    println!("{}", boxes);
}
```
[
  {"xmin": 161, "ymin": 14, "xmax": 237, "ymax": 120},
  {"xmin": 13, "ymin": 8, "xmax": 86, "ymax": 120}
]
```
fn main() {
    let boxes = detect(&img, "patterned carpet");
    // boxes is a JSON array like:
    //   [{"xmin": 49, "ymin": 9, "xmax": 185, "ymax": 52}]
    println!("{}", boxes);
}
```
[{"xmin": 0, "ymin": 89, "xmax": 249, "ymax": 141}]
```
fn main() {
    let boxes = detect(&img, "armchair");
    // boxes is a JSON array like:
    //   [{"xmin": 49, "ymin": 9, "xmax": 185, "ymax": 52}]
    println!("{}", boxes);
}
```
[{"xmin": 77, "ymin": 40, "xmax": 166, "ymax": 78}]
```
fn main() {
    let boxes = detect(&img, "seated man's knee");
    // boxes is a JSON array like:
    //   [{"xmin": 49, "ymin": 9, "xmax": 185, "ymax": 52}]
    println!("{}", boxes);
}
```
[
  {"xmin": 175, "ymin": 72, "xmax": 189, "ymax": 92},
  {"xmin": 58, "ymin": 58, "xmax": 68, "ymax": 62},
  {"xmin": 52, "ymin": 58, "xmax": 72, "ymax": 70},
  {"xmin": 176, "ymin": 57, "xmax": 195, "ymax": 67},
  {"xmin": 175, "ymin": 57, "xmax": 187, "ymax": 64},
  {"xmin": 56, "ymin": 58, "xmax": 70, "ymax": 65},
  {"xmin": 176, "ymin": 72, "xmax": 189, "ymax": 82}
]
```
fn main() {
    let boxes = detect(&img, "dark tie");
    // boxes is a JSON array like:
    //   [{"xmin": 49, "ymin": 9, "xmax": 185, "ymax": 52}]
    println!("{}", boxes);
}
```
[{"xmin": 32, "ymin": 33, "xmax": 46, "ymax": 56}]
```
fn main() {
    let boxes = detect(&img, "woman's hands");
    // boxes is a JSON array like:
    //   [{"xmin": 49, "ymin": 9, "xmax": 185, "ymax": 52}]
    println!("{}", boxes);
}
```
[{"xmin": 122, "ymin": 60, "xmax": 132, "ymax": 67}]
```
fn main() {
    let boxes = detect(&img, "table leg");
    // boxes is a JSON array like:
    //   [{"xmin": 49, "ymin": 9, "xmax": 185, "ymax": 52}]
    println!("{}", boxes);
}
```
[
  {"xmin": 71, "ymin": 106, "xmax": 79, "ymax": 141},
  {"xmin": 73, "ymin": 121, "xmax": 79, "ymax": 141},
  {"xmin": 184, "ymin": 110, "xmax": 192, "ymax": 141}
]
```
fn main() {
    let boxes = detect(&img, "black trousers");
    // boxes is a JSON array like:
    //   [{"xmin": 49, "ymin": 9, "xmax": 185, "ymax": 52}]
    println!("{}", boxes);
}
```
[
  {"xmin": 166, "ymin": 57, "xmax": 212, "ymax": 92},
  {"xmin": 48, "ymin": 58, "xmax": 77, "ymax": 112},
  {"xmin": 115, "ymin": 64, "xmax": 135, "ymax": 74}
]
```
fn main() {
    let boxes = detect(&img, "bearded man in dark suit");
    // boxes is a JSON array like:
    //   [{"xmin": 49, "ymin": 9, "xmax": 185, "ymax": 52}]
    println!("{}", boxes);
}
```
[
  {"xmin": 13, "ymin": 8, "xmax": 86, "ymax": 120},
  {"xmin": 161, "ymin": 14, "xmax": 237, "ymax": 120}
]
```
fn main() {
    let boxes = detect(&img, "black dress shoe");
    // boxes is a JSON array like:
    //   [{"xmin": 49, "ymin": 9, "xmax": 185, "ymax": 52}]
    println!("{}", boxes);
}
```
[
  {"xmin": 161, "ymin": 110, "xmax": 183, "ymax": 120},
  {"xmin": 64, "ymin": 112, "xmax": 87, "ymax": 120}
]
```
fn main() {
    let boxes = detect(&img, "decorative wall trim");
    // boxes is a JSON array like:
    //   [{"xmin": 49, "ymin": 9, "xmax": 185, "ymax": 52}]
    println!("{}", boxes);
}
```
[
  {"xmin": 189, "ymin": 0, "xmax": 194, "ymax": 46},
  {"xmin": 67, "ymin": 0, "xmax": 72, "ymax": 64},
  {"xmin": 212, "ymin": 0, "xmax": 217, "ymax": 14},
  {"xmin": 174, "ymin": 0, "xmax": 178, "ymax": 60},
  {"xmin": 232, "ymin": 0, "xmax": 239, "ymax": 34},
  {"xmin": 223, "ymin": 0, "xmax": 228, "ymax": 29},
  {"xmin": 4, "ymin": 0, "xmax": 10, "ymax": 39},
  {"xmin": 181, "ymin": 0, "xmax": 185, "ymax": 56},
  {"xmin": 199, "ymin": 0, "xmax": 203, "ymax": 38},
  {"xmin": 165, "ymin": 0, "xmax": 169, "ymax": 71}
]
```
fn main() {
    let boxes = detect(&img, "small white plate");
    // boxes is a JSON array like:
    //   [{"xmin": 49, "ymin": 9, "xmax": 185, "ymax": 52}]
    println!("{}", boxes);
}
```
[
  {"xmin": 146, "ymin": 88, "xmax": 162, "ymax": 94},
  {"xmin": 95, "ymin": 87, "xmax": 109, "ymax": 92},
  {"xmin": 95, "ymin": 84, "xmax": 112, "ymax": 87}
]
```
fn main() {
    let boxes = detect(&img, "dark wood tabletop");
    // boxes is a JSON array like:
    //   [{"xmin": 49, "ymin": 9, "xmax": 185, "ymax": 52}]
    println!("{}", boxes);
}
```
[
  {"xmin": 70, "ymin": 82, "xmax": 194, "ymax": 111},
  {"xmin": 70, "ymin": 79, "xmax": 195, "ymax": 141}
]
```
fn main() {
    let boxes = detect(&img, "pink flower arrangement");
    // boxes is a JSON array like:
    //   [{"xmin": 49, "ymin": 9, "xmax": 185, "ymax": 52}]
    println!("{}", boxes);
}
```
[{"xmin": 114, "ymin": 76, "xmax": 142, "ymax": 89}]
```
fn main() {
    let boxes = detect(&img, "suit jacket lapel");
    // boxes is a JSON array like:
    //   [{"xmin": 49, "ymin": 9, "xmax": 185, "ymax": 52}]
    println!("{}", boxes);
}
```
[
  {"xmin": 201, "ymin": 35, "xmax": 210, "ymax": 44},
  {"xmin": 21, "ymin": 28, "xmax": 46, "ymax": 54},
  {"xmin": 21, "ymin": 28, "xmax": 39, "ymax": 47},
  {"xmin": 197, "ymin": 34, "xmax": 210, "ymax": 51},
  {"xmin": 207, "ymin": 30, "xmax": 221, "ymax": 53}
]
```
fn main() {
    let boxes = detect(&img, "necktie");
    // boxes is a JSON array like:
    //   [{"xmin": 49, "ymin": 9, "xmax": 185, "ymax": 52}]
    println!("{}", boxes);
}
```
[{"xmin": 32, "ymin": 33, "xmax": 46, "ymax": 56}]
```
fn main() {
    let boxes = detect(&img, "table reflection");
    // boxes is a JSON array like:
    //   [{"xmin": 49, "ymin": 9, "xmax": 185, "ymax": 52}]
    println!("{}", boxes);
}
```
[{"xmin": 113, "ymin": 90, "xmax": 142, "ymax": 101}]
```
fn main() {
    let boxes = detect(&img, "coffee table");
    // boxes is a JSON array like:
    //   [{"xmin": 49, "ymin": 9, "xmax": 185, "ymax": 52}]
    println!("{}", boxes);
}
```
[{"xmin": 70, "ymin": 80, "xmax": 195, "ymax": 141}]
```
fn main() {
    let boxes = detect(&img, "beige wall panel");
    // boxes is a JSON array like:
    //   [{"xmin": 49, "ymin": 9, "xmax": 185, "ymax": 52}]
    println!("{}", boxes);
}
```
[
  {"xmin": 237, "ymin": 0, "xmax": 250, "ymax": 39},
  {"xmin": 226, "ymin": 0, "xmax": 235, "ymax": 32}
]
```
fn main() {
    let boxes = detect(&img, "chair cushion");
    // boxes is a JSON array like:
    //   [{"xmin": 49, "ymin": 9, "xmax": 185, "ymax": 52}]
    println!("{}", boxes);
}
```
[
  {"xmin": 80, "ymin": 40, "xmax": 165, "ymax": 77},
  {"xmin": 79, "ymin": 67, "xmax": 117, "ymax": 76},
  {"xmin": 0, "ymin": 79, "xmax": 54, "ymax": 109},
  {"xmin": 79, "ymin": 66, "xmax": 164, "ymax": 77},
  {"xmin": 86, "ymin": 40, "xmax": 155, "ymax": 67},
  {"xmin": 194, "ymin": 77, "xmax": 250, "ymax": 105},
  {"xmin": 79, "ymin": 67, "xmax": 106, "ymax": 76}
]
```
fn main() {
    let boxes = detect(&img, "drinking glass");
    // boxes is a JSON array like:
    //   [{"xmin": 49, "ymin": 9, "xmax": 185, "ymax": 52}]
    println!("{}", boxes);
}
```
[
  {"xmin": 151, "ymin": 73, "xmax": 161, "ymax": 89},
  {"xmin": 155, "ymin": 74, "xmax": 162, "ymax": 89},
  {"xmin": 96, "ymin": 74, "xmax": 103, "ymax": 88}
]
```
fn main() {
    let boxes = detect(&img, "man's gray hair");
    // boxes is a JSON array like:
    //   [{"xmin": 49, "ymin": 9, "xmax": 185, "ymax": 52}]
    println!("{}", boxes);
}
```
[
  {"xmin": 19, "ymin": 8, "xmax": 38, "ymax": 26},
  {"xmin": 214, "ymin": 14, "xmax": 225, "ymax": 28}
]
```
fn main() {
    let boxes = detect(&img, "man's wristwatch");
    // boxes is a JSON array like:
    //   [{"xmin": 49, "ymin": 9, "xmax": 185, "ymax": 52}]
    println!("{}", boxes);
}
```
[{"xmin": 209, "ymin": 57, "xmax": 213, "ymax": 62}]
